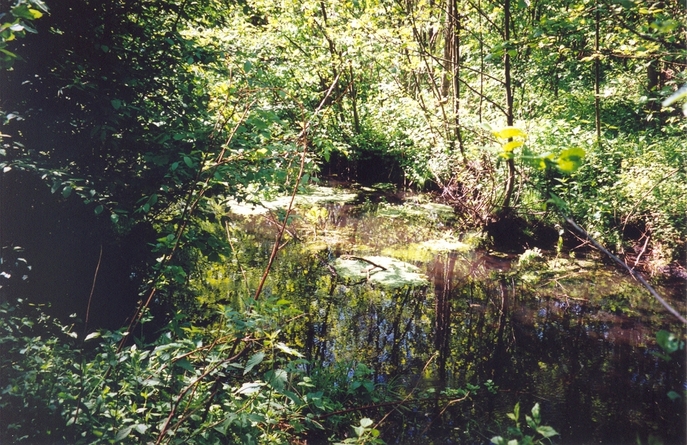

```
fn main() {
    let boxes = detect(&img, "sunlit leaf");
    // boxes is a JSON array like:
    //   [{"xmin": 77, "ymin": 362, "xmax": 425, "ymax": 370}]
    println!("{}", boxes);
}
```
[
  {"xmin": 531, "ymin": 402, "xmax": 541, "ymax": 423},
  {"xmin": 662, "ymin": 84, "xmax": 687, "ymax": 107},
  {"xmin": 275, "ymin": 342, "xmax": 303, "ymax": 357},
  {"xmin": 556, "ymin": 147, "xmax": 585, "ymax": 173},
  {"xmin": 84, "ymin": 332, "xmax": 100, "ymax": 341},
  {"xmin": 236, "ymin": 382, "xmax": 265, "ymax": 396},
  {"xmin": 536, "ymin": 426, "xmax": 559, "ymax": 438},
  {"xmin": 493, "ymin": 126, "xmax": 527, "ymax": 139},
  {"xmin": 502, "ymin": 140, "xmax": 523, "ymax": 152},
  {"xmin": 536, "ymin": 153, "xmax": 556, "ymax": 170}
]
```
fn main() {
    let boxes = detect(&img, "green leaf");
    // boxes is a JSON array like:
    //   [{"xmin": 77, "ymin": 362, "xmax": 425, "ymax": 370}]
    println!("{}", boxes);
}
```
[
  {"xmin": 62, "ymin": 186, "xmax": 72, "ymax": 198},
  {"xmin": 667, "ymin": 391, "xmax": 681, "ymax": 401},
  {"xmin": 244, "ymin": 352, "xmax": 265, "ymax": 375},
  {"xmin": 265, "ymin": 369, "xmax": 288, "ymax": 391},
  {"xmin": 332, "ymin": 255, "xmax": 428, "ymax": 288},
  {"xmin": 512, "ymin": 402, "xmax": 520, "ymax": 421},
  {"xmin": 536, "ymin": 425, "xmax": 559, "ymax": 438},
  {"xmin": 281, "ymin": 389, "xmax": 303, "ymax": 404},
  {"xmin": 531, "ymin": 403, "xmax": 541, "ymax": 424},
  {"xmin": 275, "ymin": 342, "xmax": 303, "ymax": 357},
  {"xmin": 175, "ymin": 358, "xmax": 195, "ymax": 373},
  {"xmin": 183, "ymin": 156, "xmax": 193, "ymax": 167},
  {"xmin": 11, "ymin": 4, "xmax": 42, "ymax": 20},
  {"xmin": 84, "ymin": 332, "xmax": 101, "ymax": 341},
  {"xmin": 94, "ymin": 205, "xmax": 104, "ymax": 215},
  {"xmin": 493, "ymin": 126, "xmax": 527, "ymax": 140},
  {"xmin": 556, "ymin": 147, "xmax": 585, "ymax": 173},
  {"xmin": 114, "ymin": 425, "xmax": 133, "ymax": 442},
  {"xmin": 360, "ymin": 418, "xmax": 374, "ymax": 428},
  {"xmin": 656, "ymin": 330, "xmax": 681, "ymax": 354},
  {"xmin": 236, "ymin": 382, "xmax": 264, "ymax": 396},
  {"xmin": 111, "ymin": 99, "xmax": 122, "ymax": 110}
]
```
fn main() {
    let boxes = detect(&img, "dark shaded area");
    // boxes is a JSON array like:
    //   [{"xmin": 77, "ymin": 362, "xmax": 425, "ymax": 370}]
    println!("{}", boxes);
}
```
[
  {"xmin": 0, "ymin": 170, "xmax": 151, "ymax": 329},
  {"xmin": 0, "ymin": 0, "xmax": 213, "ymax": 330},
  {"xmin": 486, "ymin": 212, "xmax": 559, "ymax": 253},
  {"xmin": 322, "ymin": 150, "xmax": 405, "ymax": 186}
]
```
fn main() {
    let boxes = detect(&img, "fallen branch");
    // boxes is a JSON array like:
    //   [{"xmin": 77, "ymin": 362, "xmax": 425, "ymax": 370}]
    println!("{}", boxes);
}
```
[
  {"xmin": 563, "ymin": 216, "xmax": 686, "ymax": 325},
  {"xmin": 340, "ymin": 255, "xmax": 388, "ymax": 272}
]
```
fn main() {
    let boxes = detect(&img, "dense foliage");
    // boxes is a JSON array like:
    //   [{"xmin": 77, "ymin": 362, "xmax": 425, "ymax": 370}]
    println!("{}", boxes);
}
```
[{"xmin": 1, "ymin": 0, "xmax": 685, "ymax": 443}]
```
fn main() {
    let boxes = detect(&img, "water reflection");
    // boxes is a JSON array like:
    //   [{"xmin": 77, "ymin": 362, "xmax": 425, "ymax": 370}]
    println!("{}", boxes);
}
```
[{"xmin": 218, "ymin": 192, "xmax": 685, "ymax": 444}]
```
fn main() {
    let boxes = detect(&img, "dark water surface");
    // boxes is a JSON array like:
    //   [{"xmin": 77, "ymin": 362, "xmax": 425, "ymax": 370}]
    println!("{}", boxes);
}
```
[{"xmin": 226, "ymin": 188, "xmax": 686, "ymax": 444}]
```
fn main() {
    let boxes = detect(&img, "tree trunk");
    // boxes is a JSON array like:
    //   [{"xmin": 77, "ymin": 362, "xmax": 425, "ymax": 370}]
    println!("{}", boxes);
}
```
[
  {"xmin": 594, "ymin": 1, "xmax": 602, "ymax": 146},
  {"xmin": 502, "ymin": 0, "xmax": 515, "ymax": 212}
]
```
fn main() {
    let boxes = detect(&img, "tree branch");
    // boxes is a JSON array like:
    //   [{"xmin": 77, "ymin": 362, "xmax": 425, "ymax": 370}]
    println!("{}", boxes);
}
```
[{"xmin": 563, "ymin": 216, "xmax": 686, "ymax": 325}]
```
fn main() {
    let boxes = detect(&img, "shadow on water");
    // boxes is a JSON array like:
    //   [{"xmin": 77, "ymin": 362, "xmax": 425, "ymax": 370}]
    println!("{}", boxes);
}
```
[{"xmin": 222, "ymin": 188, "xmax": 686, "ymax": 445}]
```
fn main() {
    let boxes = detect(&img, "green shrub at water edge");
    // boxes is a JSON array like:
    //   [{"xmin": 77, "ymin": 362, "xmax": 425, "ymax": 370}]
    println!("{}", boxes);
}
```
[
  {"xmin": 491, "ymin": 403, "xmax": 559, "ymax": 445},
  {"xmin": 0, "ymin": 298, "xmax": 394, "ymax": 444}
]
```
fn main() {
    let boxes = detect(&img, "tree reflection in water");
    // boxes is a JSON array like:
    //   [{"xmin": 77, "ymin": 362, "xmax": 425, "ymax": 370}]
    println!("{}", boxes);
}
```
[{"xmin": 211, "ymin": 197, "xmax": 685, "ymax": 444}]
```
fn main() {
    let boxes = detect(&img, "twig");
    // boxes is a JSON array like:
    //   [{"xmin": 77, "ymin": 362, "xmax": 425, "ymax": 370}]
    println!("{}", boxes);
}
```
[
  {"xmin": 83, "ymin": 244, "xmax": 103, "ymax": 339},
  {"xmin": 225, "ymin": 221, "xmax": 250, "ymax": 291},
  {"xmin": 340, "ymin": 255, "xmax": 388, "ymax": 271},
  {"xmin": 254, "ymin": 75, "xmax": 340, "ymax": 300},
  {"xmin": 632, "ymin": 230, "xmax": 651, "ymax": 270}
]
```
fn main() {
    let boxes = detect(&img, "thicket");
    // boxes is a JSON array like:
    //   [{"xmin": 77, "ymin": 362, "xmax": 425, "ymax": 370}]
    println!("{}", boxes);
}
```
[{"xmin": 1, "ymin": 0, "xmax": 685, "ymax": 443}]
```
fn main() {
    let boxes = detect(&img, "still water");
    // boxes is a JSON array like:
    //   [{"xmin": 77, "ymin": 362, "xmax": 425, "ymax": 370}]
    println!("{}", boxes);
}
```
[{"xmin": 216, "ymin": 185, "xmax": 686, "ymax": 444}]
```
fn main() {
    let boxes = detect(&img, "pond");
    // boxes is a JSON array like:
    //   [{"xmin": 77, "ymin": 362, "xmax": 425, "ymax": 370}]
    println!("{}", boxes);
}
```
[{"xmin": 201, "ymin": 184, "xmax": 686, "ymax": 444}]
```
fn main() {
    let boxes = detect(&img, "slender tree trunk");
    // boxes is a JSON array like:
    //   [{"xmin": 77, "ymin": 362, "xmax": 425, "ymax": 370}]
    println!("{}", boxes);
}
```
[
  {"xmin": 348, "ymin": 64, "xmax": 361, "ymax": 134},
  {"xmin": 451, "ymin": 0, "xmax": 466, "ymax": 160},
  {"xmin": 502, "ymin": 0, "xmax": 515, "ymax": 212},
  {"xmin": 594, "ymin": 1, "xmax": 602, "ymax": 146},
  {"xmin": 478, "ymin": 0, "xmax": 484, "ymax": 123},
  {"xmin": 443, "ymin": 0, "xmax": 465, "ymax": 159}
]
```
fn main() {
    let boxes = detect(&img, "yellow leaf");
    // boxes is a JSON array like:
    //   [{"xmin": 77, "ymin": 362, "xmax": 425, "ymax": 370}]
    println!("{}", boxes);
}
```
[
  {"xmin": 556, "ymin": 147, "xmax": 585, "ymax": 173},
  {"xmin": 502, "ymin": 140, "xmax": 523, "ymax": 152},
  {"xmin": 28, "ymin": 8, "xmax": 43, "ymax": 19},
  {"xmin": 493, "ymin": 126, "xmax": 527, "ymax": 140}
]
